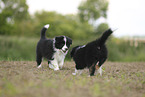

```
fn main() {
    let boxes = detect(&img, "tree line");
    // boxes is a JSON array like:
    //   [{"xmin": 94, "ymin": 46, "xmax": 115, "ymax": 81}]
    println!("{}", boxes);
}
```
[{"xmin": 0, "ymin": 0, "xmax": 109, "ymax": 39}]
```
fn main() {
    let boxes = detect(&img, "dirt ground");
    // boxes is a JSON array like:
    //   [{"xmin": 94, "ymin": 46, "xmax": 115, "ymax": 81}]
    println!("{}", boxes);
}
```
[{"xmin": 0, "ymin": 61, "xmax": 145, "ymax": 97}]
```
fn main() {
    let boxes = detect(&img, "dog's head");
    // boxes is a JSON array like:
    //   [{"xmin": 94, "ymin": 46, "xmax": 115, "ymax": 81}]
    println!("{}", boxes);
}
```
[{"xmin": 54, "ymin": 36, "xmax": 72, "ymax": 53}]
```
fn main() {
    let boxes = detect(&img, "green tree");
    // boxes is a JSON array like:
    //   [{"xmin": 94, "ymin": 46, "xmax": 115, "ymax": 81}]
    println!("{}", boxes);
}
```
[
  {"xmin": 96, "ymin": 23, "xmax": 109, "ymax": 35},
  {"xmin": 0, "ymin": 0, "xmax": 29, "ymax": 35},
  {"xmin": 1, "ymin": 0, "xmax": 29, "ymax": 21},
  {"xmin": 33, "ymin": 11, "xmax": 93, "ymax": 39},
  {"xmin": 78, "ymin": 0, "xmax": 108, "ymax": 23}
]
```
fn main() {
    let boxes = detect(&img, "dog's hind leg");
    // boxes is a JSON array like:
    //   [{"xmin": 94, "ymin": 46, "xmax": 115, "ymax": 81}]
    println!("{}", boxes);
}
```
[
  {"xmin": 98, "ymin": 58, "xmax": 106, "ymax": 67},
  {"xmin": 72, "ymin": 68, "xmax": 78, "ymax": 75},
  {"xmin": 89, "ymin": 61, "xmax": 101, "ymax": 76},
  {"xmin": 72, "ymin": 68, "xmax": 83, "ymax": 75},
  {"xmin": 95, "ymin": 62, "xmax": 102, "ymax": 76},
  {"xmin": 89, "ymin": 63, "xmax": 96, "ymax": 76},
  {"xmin": 97, "ymin": 66, "xmax": 102, "ymax": 76},
  {"xmin": 36, "ymin": 54, "xmax": 42, "ymax": 68}
]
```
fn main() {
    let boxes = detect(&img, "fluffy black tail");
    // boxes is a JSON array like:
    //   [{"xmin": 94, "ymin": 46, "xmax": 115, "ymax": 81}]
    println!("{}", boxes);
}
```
[
  {"xmin": 98, "ymin": 28, "xmax": 113, "ymax": 46},
  {"xmin": 41, "ymin": 24, "xmax": 50, "ymax": 39}
]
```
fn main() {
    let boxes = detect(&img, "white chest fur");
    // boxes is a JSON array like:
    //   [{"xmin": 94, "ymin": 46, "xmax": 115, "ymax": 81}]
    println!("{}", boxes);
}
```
[
  {"xmin": 53, "ymin": 49, "xmax": 66, "ymax": 63},
  {"xmin": 49, "ymin": 49, "xmax": 67, "ymax": 71}
]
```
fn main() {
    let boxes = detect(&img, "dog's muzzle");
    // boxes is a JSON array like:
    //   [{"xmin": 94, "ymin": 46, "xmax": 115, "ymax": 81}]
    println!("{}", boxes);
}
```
[{"xmin": 62, "ymin": 48, "xmax": 68, "ymax": 53}]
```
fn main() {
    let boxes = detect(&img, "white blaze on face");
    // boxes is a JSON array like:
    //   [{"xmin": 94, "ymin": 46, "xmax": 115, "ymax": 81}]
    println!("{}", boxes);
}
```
[{"xmin": 62, "ymin": 36, "xmax": 68, "ymax": 52}]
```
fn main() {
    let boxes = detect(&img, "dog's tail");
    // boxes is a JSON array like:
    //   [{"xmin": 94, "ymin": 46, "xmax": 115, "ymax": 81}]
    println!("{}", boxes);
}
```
[
  {"xmin": 98, "ymin": 28, "xmax": 114, "ymax": 46},
  {"xmin": 41, "ymin": 24, "xmax": 50, "ymax": 39}
]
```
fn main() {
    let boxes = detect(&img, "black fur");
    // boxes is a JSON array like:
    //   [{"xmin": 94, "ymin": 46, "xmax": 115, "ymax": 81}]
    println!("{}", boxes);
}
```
[
  {"xmin": 36, "ymin": 25, "xmax": 72, "ymax": 67},
  {"xmin": 70, "ymin": 29, "xmax": 113, "ymax": 76}
]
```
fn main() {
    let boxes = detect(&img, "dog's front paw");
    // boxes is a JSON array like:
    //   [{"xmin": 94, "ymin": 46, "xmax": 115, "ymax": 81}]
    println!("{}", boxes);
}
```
[
  {"xmin": 54, "ymin": 68, "xmax": 59, "ymax": 71},
  {"xmin": 72, "ymin": 73, "xmax": 76, "ymax": 75},
  {"xmin": 37, "ymin": 64, "xmax": 42, "ymax": 68},
  {"xmin": 88, "ymin": 75, "xmax": 90, "ymax": 77},
  {"xmin": 49, "ymin": 64, "xmax": 59, "ymax": 71}
]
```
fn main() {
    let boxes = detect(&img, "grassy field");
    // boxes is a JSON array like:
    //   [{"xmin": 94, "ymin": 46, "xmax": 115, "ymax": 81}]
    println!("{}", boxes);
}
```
[{"xmin": 0, "ymin": 61, "xmax": 144, "ymax": 97}]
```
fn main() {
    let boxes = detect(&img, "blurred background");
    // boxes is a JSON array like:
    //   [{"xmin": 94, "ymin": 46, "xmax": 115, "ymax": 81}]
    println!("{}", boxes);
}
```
[{"xmin": 0, "ymin": 0, "xmax": 145, "ymax": 61}]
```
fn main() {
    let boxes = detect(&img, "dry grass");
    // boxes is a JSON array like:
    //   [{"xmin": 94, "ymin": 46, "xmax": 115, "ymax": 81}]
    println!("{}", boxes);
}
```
[{"xmin": 0, "ymin": 61, "xmax": 145, "ymax": 97}]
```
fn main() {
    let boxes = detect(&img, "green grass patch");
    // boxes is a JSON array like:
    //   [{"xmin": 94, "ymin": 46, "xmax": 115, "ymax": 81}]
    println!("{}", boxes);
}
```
[{"xmin": 0, "ymin": 36, "xmax": 145, "ymax": 62}]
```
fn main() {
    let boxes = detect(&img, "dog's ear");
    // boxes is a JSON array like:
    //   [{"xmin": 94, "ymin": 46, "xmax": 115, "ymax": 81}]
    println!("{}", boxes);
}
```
[
  {"xmin": 66, "ymin": 37, "xmax": 72, "ymax": 45},
  {"xmin": 55, "ymin": 36, "xmax": 64, "ymax": 42},
  {"xmin": 69, "ymin": 38, "xmax": 72, "ymax": 45}
]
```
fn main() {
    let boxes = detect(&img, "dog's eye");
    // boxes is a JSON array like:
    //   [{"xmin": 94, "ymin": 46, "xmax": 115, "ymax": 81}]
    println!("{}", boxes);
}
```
[{"xmin": 66, "ymin": 43, "xmax": 70, "ymax": 48}]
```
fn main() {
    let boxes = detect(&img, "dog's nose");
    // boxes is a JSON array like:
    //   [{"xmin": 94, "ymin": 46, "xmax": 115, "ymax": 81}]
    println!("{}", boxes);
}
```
[{"xmin": 65, "ymin": 48, "xmax": 68, "ymax": 51}]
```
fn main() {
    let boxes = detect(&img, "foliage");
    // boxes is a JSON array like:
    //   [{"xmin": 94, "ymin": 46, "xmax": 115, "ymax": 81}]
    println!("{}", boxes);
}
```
[
  {"xmin": 95, "ymin": 23, "xmax": 109, "ymax": 35},
  {"xmin": 0, "ymin": 0, "xmax": 109, "ymax": 38},
  {"xmin": 0, "ymin": 36, "xmax": 145, "ymax": 62},
  {"xmin": 32, "ymin": 11, "xmax": 93, "ymax": 39},
  {"xmin": 0, "ymin": 36, "xmax": 37, "ymax": 61},
  {"xmin": 0, "ymin": 9, "xmax": 94, "ymax": 39},
  {"xmin": 1, "ymin": 0, "xmax": 29, "ymax": 21},
  {"xmin": 78, "ymin": 0, "xmax": 108, "ymax": 23},
  {"xmin": 107, "ymin": 38, "xmax": 145, "ymax": 62},
  {"xmin": 0, "ymin": 0, "xmax": 145, "ymax": 62},
  {"xmin": 0, "ymin": 0, "xmax": 29, "ymax": 35}
]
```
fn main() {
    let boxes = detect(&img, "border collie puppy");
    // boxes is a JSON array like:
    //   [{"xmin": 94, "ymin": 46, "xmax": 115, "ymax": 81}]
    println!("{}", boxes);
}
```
[
  {"xmin": 36, "ymin": 24, "xmax": 72, "ymax": 71},
  {"xmin": 70, "ymin": 28, "xmax": 113, "ymax": 76}
]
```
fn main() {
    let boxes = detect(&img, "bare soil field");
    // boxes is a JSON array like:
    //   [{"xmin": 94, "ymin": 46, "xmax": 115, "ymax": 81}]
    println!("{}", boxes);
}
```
[{"xmin": 0, "ymin": 61, "xmax": 145, "ymax": 97}]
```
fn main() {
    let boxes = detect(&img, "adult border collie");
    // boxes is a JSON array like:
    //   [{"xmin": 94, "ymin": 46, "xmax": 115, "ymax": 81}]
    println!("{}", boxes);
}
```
[
  {"xmin": 36, "ymin": 24, "xmax": 72, "ymax": 70},
  {"xmin": 70, "ymin": 28, "xmax": 113, "ymax": 76}
]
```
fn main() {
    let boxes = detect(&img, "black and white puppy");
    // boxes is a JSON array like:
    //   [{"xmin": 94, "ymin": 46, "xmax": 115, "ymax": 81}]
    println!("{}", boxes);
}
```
[
  {"xmin": 70, "ymin": 29, "xmax": 113, "ymax": 76},
  {"xmin": 36, "ymin": 24, "xmax": 72, "ymax": 70}
]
